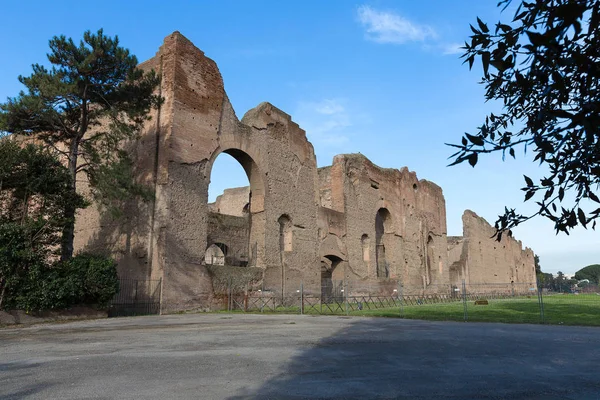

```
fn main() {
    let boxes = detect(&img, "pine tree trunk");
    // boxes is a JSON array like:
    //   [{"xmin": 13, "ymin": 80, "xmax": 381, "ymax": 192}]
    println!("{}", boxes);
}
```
[
  {"xmin": 0, "ymin": 278, "xmax": 6, "ymax": 311},
  {"xmin": 20, "ymin": 192, "xmax": 29, "ymax": 226},
  {"xmin": 60, "ymin": 138, "xmax": 79, "ymax": 261}
]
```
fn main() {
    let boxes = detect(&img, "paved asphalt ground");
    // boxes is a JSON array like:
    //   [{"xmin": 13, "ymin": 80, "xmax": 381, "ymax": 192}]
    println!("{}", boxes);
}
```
[{"xmin": 1, "ymin": 314, "xmax": 600, "ymax": 399}]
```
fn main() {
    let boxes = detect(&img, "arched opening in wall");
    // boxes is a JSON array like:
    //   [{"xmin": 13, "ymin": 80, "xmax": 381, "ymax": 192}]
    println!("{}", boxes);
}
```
[
  {"xmin": 278, "ymin": 215, "xmax": 292, "ymax": 253},
  {"xmin": 278, "ymin": 215, "xmax": 292, "ymax": 296},
  {"xmin": 205, "ymin": 243, "xmax": 229, "ymax": 266},
  {"xmin": 426, "ymin": 235, "xmax": 434, "ymax": 286},
  {"xmin": 208, "ymin": 149, "xmax": 266, "ymax": 267},
  {"xmin": 361, "ymin": 234, "xmax": 370, "ymax": 262},
  {"xmin": 375, "ymin": 208, "xmax": 391, "ymax": 278},
  {"xmin": 321, "ymin": 255, "xmax": 343, "ymax": 303}
]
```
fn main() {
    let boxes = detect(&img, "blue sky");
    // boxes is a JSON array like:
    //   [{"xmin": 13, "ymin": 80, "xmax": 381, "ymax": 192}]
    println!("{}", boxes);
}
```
[{"xmin": 0, "ymin": 1, "xmax": 598, "ymax": 274}]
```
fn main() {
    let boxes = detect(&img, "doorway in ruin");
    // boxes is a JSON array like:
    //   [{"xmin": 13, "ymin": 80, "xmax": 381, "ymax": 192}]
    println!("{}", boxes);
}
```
[
  {"xmin": 208, "ymin": 149, "xmax": 266, "ymax": 267},
  {"xmin": 278, "ymin": 214, "xmax": 292, "ymax": 296},
  {"xmin": 375, "ymin": 208, "xmax": 391, "ymax": 278},
  {"xmin": 425, "ymin": 234, "xmax": 434, "ymax": 286},
  {"xmin": 321, "ymin": 255, "xmax": 343, "ymax": 303},
  {"xmin": 204, "ymin": 243, "xmax": 228, "ymax": 266}
]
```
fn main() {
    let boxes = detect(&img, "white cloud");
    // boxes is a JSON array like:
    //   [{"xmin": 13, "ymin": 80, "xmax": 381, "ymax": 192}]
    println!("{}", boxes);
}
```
[
  {"xmin": 314, "ymin": 99, "xmax": 345, "ymax": 115},
  {"xmin": 357, "ymin": 5, "xmax": 436, "ymax": 44},
  {"xmin": 294, "ymin": 98, "xmax": 352, "ymax": 146},
  {"xmin": 356, "ymin": 5, "xmax": 463, "ymax": 56},
  {"xmin": 442, "ymin": 42, "xmax": 464, "ymax": 55}
]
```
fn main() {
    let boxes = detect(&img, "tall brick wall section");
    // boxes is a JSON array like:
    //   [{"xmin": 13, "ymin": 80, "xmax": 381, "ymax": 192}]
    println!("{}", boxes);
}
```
[
  {"xmin": 321, "ymin": 154, "xmax": 449, "ymax": 293},
  {"xmin": 447, "ymin": 210, "xmax": 537, "ymax": 286},
  {"xmin": 318, "ymin": 167, "xmax": 333, "ymax": 209},
  {"xmin": 206, "ymin": 212, "xmax": 249, "ymax": 266},
  {"xmin": 155, "ymin": 33, "xmax": 319, "ymax": 311},
  {"xmin": 209, "ymin": 187, "xmax": 249, "ymax": 216}
]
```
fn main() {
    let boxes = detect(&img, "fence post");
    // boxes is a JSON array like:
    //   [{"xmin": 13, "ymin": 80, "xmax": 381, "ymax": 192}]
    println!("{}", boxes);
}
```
[
  {"xmin": 300, "ymin": 281, "xmax": 304, "ymax": 315},
  {"xmin": 244, "ymin": 283, "xmax": 248, "ymax": 312},
  {"xmin": 320, "ymin": 278, "xmax": 324, "ymax": 314},
  {"xmin": 158, "ymin": 278, "xmax": 163, "ymax": 315},
  {"xmin": 344, "ymin": 279, "xmax": 349, "ymax": 316},
  {"xmin": 398, "ymin": 281, "xmax": 404, "ymax": 318},
  {"xmin": 260, "ymin": 281, "xmax": 264, "ymax": 313},
  {"xmin": 462, "ymin": 279, "xmax": 468, "ymax": 322},
  {"xmin": 537, "ymin": 279, "xmax": 545, "ymax": 324},
  {"xmin": 228, "ymin": 278, "xmax": 232, "ymax": 312}
]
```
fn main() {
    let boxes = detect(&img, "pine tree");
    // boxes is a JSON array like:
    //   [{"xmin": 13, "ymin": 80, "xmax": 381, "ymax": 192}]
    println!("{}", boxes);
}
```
[{"xmin": 0, "ymin": 29, "xmax": 162, "ymax": 260}]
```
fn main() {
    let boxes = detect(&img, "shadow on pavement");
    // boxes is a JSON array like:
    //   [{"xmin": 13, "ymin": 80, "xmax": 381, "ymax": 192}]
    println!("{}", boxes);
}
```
[
  {"xmin": 0, "ymin": 362, "xmax": 55, "ymax": 399},
  {"xmin": 229, "ymin": 318, "xmax": 600, "ymax": 400}
]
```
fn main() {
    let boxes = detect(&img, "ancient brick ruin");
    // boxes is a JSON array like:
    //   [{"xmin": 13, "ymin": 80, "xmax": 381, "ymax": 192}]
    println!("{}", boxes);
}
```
[{"xmin": 74, "ymin": 32, "xmax": 536, "ymax": 313}]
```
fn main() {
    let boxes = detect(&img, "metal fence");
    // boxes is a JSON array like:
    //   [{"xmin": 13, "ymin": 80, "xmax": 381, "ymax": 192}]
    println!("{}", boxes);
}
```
[
  {"xmin": 108, "ymin": 278, "xmax": 162, "ymax": 317},
  {"xmin": 221, "ymin": 279, "xmax": 600, "ymax": 326}
]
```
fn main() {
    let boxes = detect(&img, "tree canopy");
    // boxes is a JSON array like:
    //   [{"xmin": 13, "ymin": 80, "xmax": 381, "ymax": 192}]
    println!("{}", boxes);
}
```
[
  {"xmin": 0, "ymin": 29, "xmax": 162, "ymax": 260},
  {"xmin": 449, "ymin": 0, "xmax": 600, "ymax": 238},
  {"xmin": 0, "ymin": 140, "xmax": 92, "ymax": 310},
  {"xmin": 574, "ymin": 264, "xmax": 600, "ymax": 284},
  {"xmin": 0, "ymin": 139, "xmax": 85, "ymax": 235}
]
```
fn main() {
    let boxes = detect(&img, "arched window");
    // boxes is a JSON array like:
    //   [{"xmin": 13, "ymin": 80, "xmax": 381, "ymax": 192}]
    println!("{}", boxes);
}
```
[
  {"xmin": 278, "ymin": 215, "xmax": 292, "ymax": 252},
  {"xmin": 375, "ymin": 208, "xmax": 391, "ymax": 278},
  {"xmin": 361, "ymin": 234, "xmax": 370, "ymax": 262},
  {"xmin": 426, "ymin": 235, "xmax": 434, "ymax": 285},
  {"xmin": 321, "ymin": 255, "xmax": 343, "ymax": 303},
  {"xmin": 205, "ymin": 243, "xmax": 228, "ymax": 266}
]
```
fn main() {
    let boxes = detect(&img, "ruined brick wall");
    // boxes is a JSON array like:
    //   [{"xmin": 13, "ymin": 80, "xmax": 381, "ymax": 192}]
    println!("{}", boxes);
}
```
[
  {"xmin": 317, "ymin": 206, "xmax": 348, "ymax": 284},
  {"xmin": 146, "ymin": 33, "xmax": 320, "ymax": 310},
  {"xmin": 67, "ymin": 31, "xmax": 537, "ymax": 313},
  {"xmin": 322, "ymin": 154, "xmax": 449, "ymax": 292},
  {"xmin": 447, "ymin": 236, "xmax": 466, "ymax": 284},
  {"xmin": 72, "ymin": 32, "xmax": 321, "ymax": 312},
  {"xmin": 447, "ymin": 210, "xmax": 536, "ymax": 286},
  {"xmin": 206, "ymin": 212, "xmax": 249, "ymax": 266},
  {"xmin": 209, "ymin": 186, "xmax": 249, "ymax": 216},
  {"xmin": 318, "ymin": 167, "xmax": 333, "ymax": 209}
]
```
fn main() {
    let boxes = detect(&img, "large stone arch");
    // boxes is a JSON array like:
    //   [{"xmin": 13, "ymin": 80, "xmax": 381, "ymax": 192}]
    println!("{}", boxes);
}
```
[
  {"xmin": 206, "ymin": 147, "xmax": 267, "ymax": 267},
  {"xmin": 135, "ymin": 33, "xmax": 321, "ymax": 312}
]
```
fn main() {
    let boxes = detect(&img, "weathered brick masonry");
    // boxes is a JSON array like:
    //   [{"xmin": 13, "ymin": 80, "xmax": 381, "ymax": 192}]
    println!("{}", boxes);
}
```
[{"xmin": 72, "ymin": 32, "xmax": 536, "ymax": 312}]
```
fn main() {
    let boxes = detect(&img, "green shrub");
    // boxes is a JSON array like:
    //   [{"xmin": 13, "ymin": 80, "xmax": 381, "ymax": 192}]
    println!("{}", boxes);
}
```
[
  {"xmin": 66, "ymin": 253, "xmax": 120, "ymax": 307},
  {"xmin": 12, "ymin": 261, "xmax": 80, "ymax": 311},
  {"xmin": 0, "ymin": 221, "xmax": 49, "ymax": 310},
  {"xmin": 0, "ymin": 232, "xmax": 119, "ymax": 312}
]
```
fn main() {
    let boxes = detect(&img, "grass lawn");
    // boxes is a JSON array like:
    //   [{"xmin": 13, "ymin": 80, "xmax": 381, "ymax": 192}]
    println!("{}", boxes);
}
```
[
  {"xmin": 219, "ymin": 294, "xmax": 600, "ymax": 326},
  {"xmin": 350, "ymin": 294, "xmax": 600, "ymax": 326}
]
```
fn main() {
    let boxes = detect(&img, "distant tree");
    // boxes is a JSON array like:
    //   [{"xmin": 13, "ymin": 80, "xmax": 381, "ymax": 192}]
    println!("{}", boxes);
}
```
[
  {"xmin": 449, "ymin": 0, "xmax": 600, "ymax": 238},
  {"xmin": 534, "ymin": 254, "xmax": 541, "ymax": 275},
  {"xmin": 554, "ymin": 271, "xmax": 567, "ymax": 292},
  {"xmin": 0, "ymin": 29, "xmax": 162, "ymax": 261},
  {"xmin": 538, "ymin": 272, "xmax": 554, "ymax": 290},
  {"xmin": 574, "ymin": 264, "xmax": 600, "ymax": 284}
]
